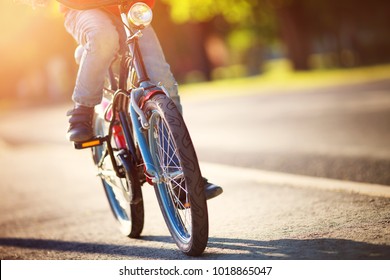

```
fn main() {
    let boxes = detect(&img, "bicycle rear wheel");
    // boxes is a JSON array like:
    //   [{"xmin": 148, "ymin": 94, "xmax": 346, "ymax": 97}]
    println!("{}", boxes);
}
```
[
  {"xmin": 143, "ymin": 93, "xmax": 208, "ymax": 256},
  {"xmin": 92, "ymin": 112, "xmax": 144, "ymax": 238}
]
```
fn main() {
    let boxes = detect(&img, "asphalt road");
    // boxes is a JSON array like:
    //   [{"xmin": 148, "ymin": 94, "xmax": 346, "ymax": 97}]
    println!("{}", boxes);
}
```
[
  {"xmin": 0, "ymin": 79, "xmax": 389, "ymax": 260},
  {"xmin": 184, "ymin": 79, "xmax": 390, "ymax": 186}
]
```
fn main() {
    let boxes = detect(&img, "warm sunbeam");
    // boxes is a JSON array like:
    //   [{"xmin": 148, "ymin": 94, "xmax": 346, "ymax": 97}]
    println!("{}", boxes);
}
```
[{"xmin": 0, "ymin": 1, "xmax": 76, "ymax": 106}]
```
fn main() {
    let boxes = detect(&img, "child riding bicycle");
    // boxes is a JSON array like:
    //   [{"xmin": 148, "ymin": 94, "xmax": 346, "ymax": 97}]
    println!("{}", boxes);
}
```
[{"xmin": 22, "ymin": 0, "xmax": 223, "ymax": 200}]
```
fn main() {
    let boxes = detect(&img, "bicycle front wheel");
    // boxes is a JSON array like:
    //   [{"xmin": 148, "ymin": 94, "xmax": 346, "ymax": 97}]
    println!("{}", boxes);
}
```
[{"xmin": 143, "ymin": 93, "xmax": 208, "ymax": 256}]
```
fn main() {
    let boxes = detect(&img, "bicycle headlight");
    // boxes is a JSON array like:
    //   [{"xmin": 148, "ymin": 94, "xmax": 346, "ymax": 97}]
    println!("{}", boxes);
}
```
[{"xmin": 127, "ymin": 2, "xmax": 153, "ymax": 28}]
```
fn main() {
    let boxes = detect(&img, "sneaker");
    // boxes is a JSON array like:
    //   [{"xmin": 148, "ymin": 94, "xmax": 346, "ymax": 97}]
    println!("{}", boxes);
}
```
[
  {"xmin": 203, "ymin": 178, "xmax": 223, "ymax": 200},
  {"xmin": 66, "ymin": 105, "xmax": 95, "ymax": 142},
  {"xmin": 175, "ymin": 177, "xmax": 223, "ymax": 209}
]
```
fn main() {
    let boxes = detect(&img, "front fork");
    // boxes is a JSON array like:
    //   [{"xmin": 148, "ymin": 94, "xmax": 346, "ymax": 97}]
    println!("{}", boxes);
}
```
[{"xmin": 129, "ymin": 88, "xmax": 163, "ymax": 185}]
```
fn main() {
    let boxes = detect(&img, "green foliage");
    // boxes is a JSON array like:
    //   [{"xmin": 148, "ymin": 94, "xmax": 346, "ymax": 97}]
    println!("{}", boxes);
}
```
[
  {"xmin": 161, "ymin": 0, "xmax": 255, "ymax": 24},
  {"xmin": 161, "ymin": 0, "xmax": 277, "ymax": 47}
]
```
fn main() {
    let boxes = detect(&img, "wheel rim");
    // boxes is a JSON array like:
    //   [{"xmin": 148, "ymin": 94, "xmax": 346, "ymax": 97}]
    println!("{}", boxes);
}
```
[{"xmin": 149, "ymin": 111, "xmax": 192, "ymax": 243}]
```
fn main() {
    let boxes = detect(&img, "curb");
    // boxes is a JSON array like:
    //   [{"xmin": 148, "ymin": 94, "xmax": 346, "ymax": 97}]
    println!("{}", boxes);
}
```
[{"xmin": 200, "ymin": 162, "xmax": 390, "ymax": 198}]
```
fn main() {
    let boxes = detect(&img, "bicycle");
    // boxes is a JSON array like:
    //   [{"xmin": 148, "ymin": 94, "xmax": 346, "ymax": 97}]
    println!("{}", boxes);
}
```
[{"xmin": 61, "ymin": 0, "xmax": 209, "ymax": 256}]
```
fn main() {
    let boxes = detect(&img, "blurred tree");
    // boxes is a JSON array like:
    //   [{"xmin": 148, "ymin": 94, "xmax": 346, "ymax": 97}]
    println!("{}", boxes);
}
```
[
  {"xmin": 161, "ymin": 0, "xmax": 390, "ymax": 75},
  {"xmin": 269, "ymin": 0, "xmax": 311, "ymax": 70},
  {"xmin": 160, "ymin": 0, "xmax": 277, "ymax": 79}
]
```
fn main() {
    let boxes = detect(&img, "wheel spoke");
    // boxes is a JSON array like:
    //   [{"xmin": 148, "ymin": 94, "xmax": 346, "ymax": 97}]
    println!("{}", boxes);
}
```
[
  {"xmin": 145, "ymin": 95, "xmax": 208, "ymax": 255},
  {"xmin": 150, "ymin": 112, "xmax": 192, "ymax": 238}
]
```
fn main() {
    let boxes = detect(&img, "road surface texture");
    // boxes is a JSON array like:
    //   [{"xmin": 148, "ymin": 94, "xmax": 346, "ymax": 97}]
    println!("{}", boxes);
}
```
[{"xmin": 0, "ymin": 79, "xmax": 389, "ymax": 259}]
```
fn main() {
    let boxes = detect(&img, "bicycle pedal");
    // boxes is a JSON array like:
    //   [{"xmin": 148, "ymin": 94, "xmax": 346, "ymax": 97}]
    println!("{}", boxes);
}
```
[{"xmin": 74, "ymin": 136, "xmax": 106, "ymax": 149}]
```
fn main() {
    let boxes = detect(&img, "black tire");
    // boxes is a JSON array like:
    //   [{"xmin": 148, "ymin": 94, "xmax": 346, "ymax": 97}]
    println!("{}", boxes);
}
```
[
  {"xmin": 143, "ymin": 93, "xmax": 208, "ymax": 256},
  {"xmin": 92, "ymin": 112, "xmax": 144, "ymax": 238}
]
